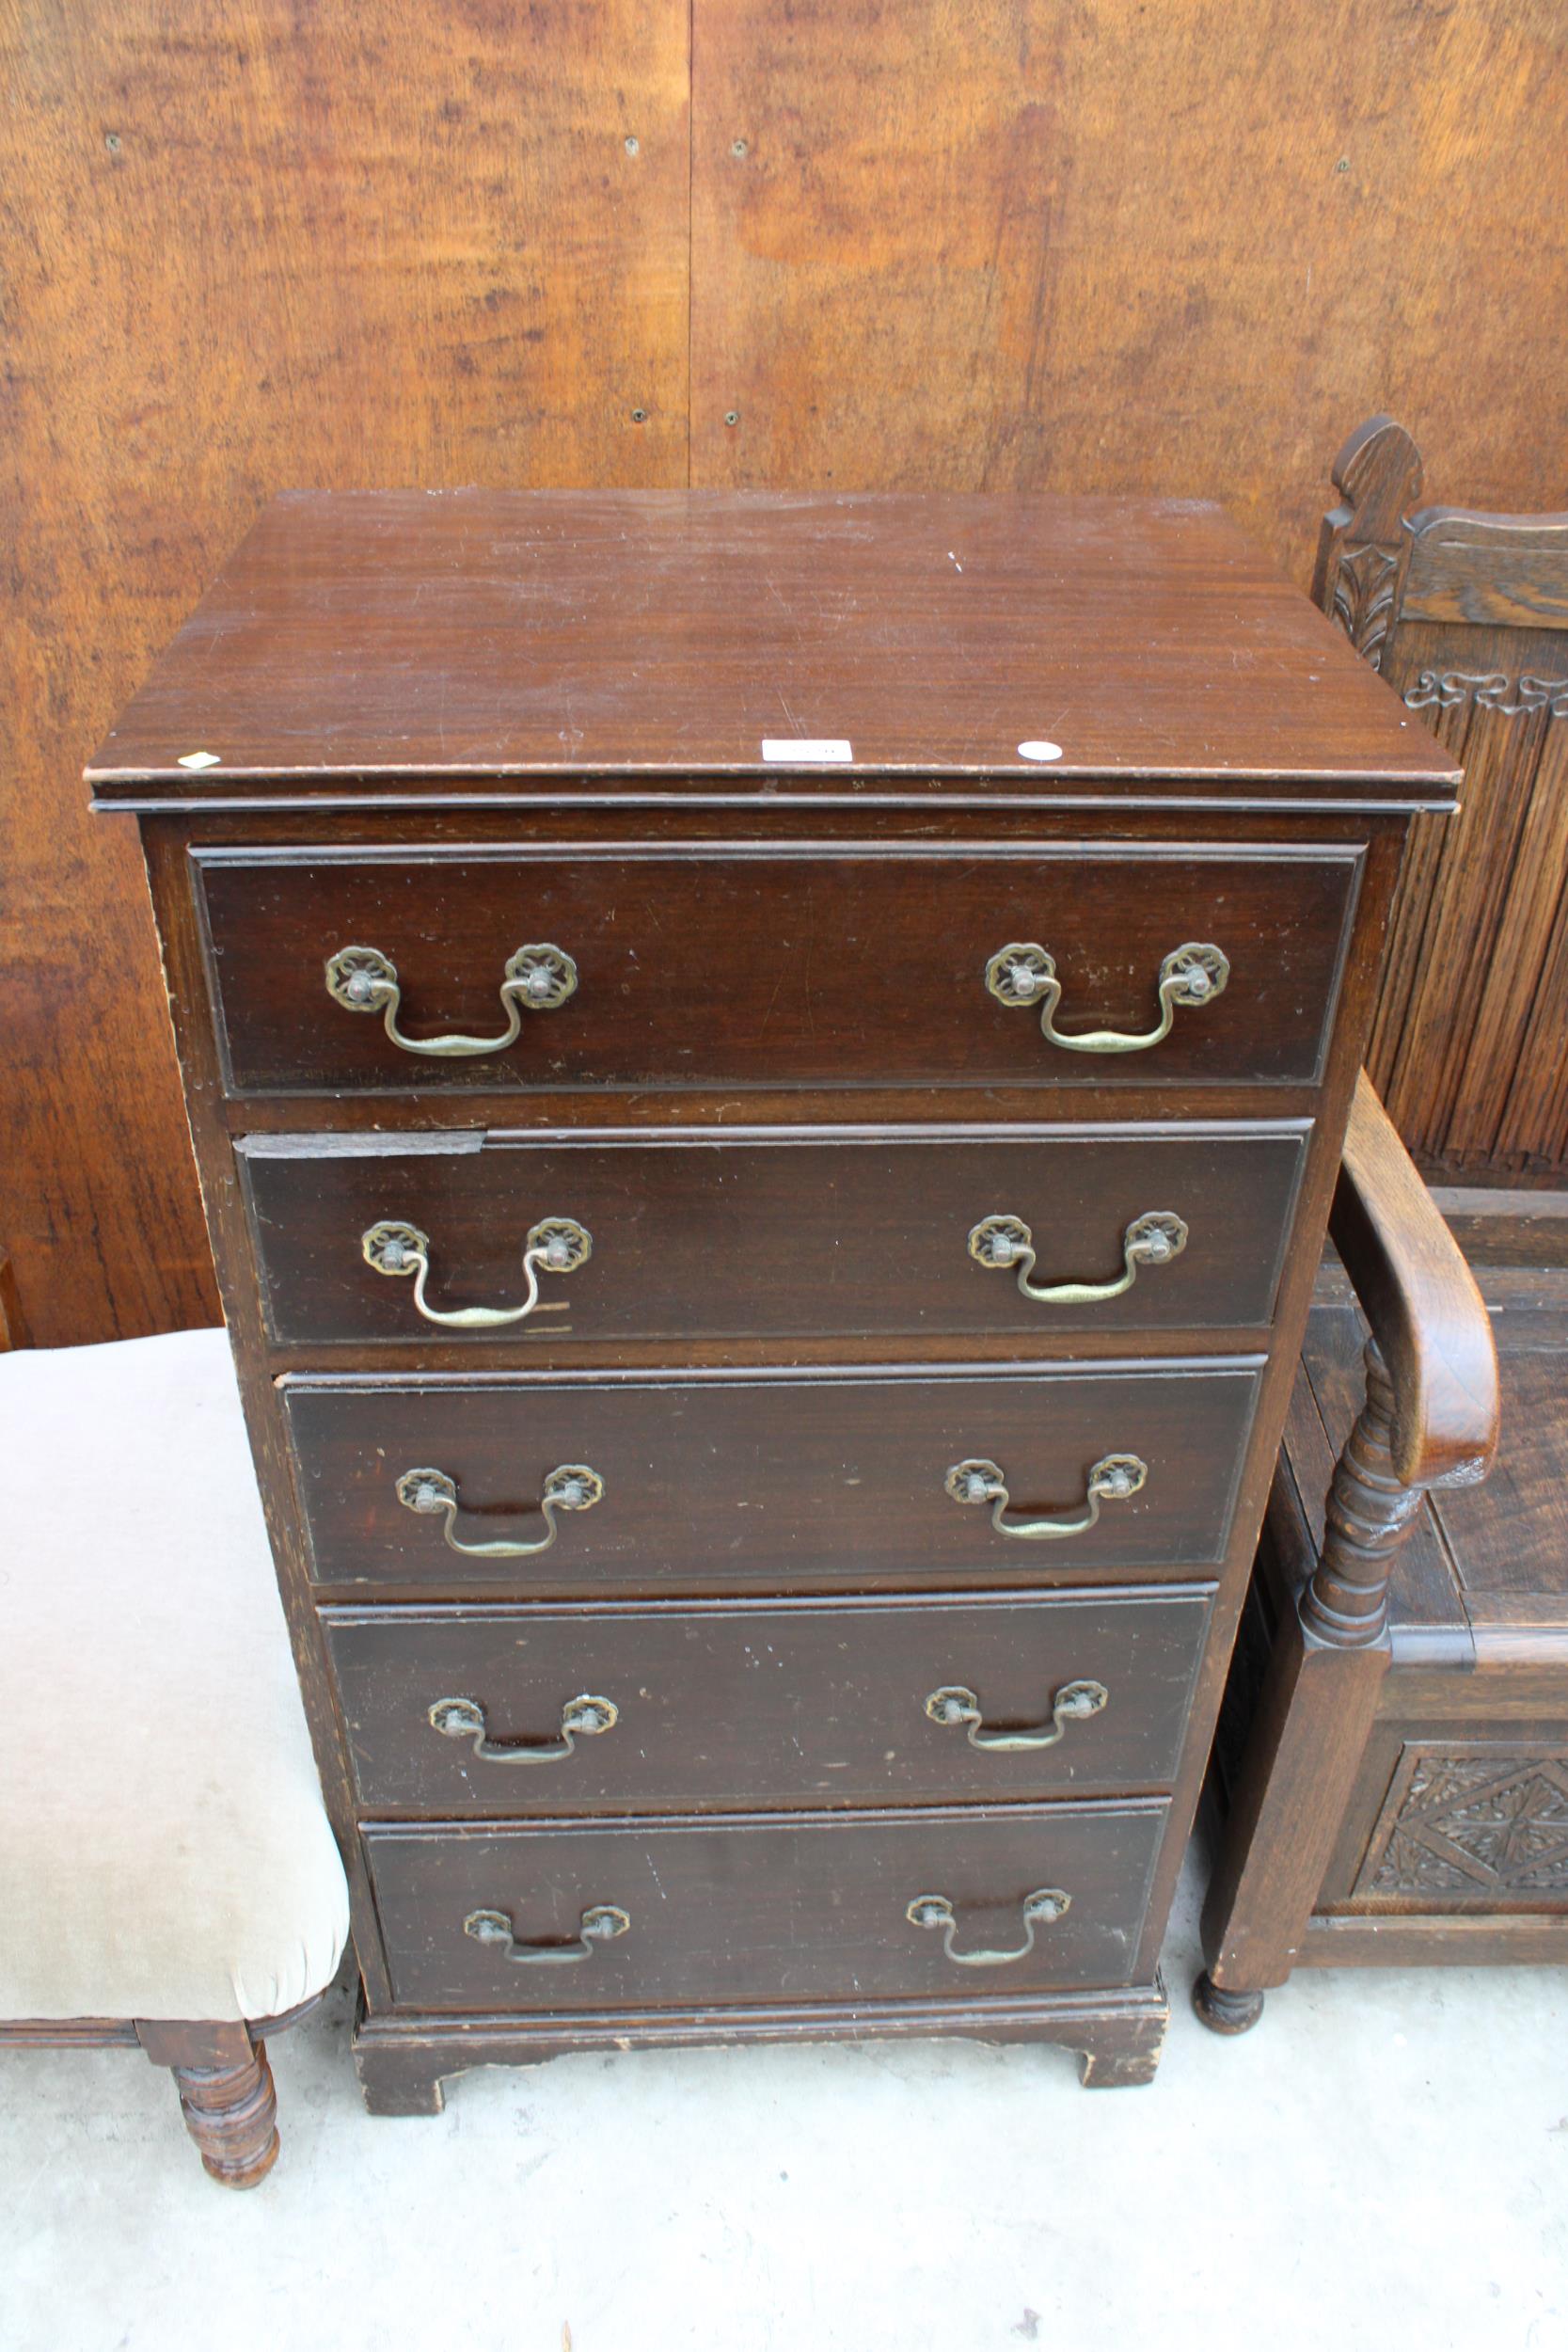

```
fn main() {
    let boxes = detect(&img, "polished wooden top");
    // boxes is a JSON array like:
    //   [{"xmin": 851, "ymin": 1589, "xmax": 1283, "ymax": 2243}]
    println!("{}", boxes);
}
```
[{"xmin": 87, "ymin": 490, "xmax": 1458, "ymax": 806}]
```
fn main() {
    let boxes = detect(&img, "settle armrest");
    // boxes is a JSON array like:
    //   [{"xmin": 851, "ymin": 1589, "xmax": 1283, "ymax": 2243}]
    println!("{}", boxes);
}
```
[{"xmin": 1328, "ymin": 1070, "xmax": 1500, "ymax": 1491}]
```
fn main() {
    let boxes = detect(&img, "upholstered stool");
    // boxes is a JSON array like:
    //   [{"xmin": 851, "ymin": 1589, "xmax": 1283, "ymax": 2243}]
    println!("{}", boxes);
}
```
[{"xmin": 0, "ymin": 1321, "xmax": 349, "ymax": 2185}]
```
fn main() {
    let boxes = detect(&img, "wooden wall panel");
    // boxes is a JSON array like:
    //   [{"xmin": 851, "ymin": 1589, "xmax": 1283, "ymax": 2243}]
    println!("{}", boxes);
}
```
[
  {"xmin": 689, "ymin": 1, "xmax": 1568, "ymax": 579},
  {"xmin": 0, "ymin": 2, "xmax": 689, "ymax": 1344},
  {"xmin": 8, "ymin": 1, "xmax": 1568, "ymax": 1337}
]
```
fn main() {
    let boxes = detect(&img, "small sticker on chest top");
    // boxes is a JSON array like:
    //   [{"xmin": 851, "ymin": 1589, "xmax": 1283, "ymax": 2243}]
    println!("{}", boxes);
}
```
[{"xmin": 761, "ymin": 738, "xmax": 853, "ymax": 763}]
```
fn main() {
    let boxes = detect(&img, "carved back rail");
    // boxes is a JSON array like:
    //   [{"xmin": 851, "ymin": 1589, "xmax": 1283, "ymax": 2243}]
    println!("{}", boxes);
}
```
[{"xmin": 1314, "ymin": 417, "xmax": 1568, "ymax": 1183}]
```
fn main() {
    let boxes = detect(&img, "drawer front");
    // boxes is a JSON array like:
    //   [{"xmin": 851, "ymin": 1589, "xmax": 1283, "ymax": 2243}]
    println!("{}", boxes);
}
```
[
  {"xmin": 324, "ymin": 1587, "xmax": 1212, "ymax": 1812},
  {"xmin": 196, "ymin": 844, "xmax": 1359, "ymax": 1096},
  {"xmin": 365, "ymin": 1802, "xmax": 1167, "ymax": 2009},
  {"xmin": 285, "ymin": 1363, "xmax": 1259, "ymax": 1592},
  {"xmin": 241, "ymin": 1125, "xmax": 1307, "ymax": 1347}
]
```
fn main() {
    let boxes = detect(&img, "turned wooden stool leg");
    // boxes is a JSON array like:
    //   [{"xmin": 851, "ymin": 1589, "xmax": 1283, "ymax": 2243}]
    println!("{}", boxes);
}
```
[{"xmin": 135, "ymin": 2018, "xmax": 280, "ymax": 2187}]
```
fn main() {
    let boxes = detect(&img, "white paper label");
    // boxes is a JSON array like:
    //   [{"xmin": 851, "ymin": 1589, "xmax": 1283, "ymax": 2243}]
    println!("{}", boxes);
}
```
[{"xmin": 761, "ymin": 738, "xmax": 853, "ymax": 764}]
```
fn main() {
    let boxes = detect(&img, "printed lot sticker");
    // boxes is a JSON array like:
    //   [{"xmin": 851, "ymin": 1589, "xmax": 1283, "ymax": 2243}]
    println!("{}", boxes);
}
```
[{"xmin": 761, "ymin": 739, "xmax": 853, "ymax": 763}]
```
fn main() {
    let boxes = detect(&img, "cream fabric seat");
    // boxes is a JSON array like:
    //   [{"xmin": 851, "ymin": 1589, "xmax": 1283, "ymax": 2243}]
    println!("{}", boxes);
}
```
[{"xmin": 0, "ymin": 1327, "xmax": 349, "ymax": 2022}]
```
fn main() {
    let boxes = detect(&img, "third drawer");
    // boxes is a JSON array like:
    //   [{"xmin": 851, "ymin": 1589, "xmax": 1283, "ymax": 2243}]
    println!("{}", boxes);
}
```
[
  {"xmin": 283, "ymin": 1360, "xmax": 1261, "ymax": 1592},
  {"xmin": 324, "ymin": 1586, "xmax": 1213, "ymax": 1812}
]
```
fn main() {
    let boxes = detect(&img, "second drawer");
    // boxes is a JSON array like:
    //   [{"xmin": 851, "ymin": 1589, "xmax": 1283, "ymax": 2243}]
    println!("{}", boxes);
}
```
[
  {"xmin": 238, "ymin": 1123, "xmax": 1308, "ymax": 1346},
  {"xmin": 324, "ymin": 1587, "xmax": 1213, "ymax": 1812}
]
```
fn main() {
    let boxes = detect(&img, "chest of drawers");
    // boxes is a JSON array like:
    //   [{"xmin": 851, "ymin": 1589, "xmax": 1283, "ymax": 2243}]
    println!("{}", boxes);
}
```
[{"xmin": 89, "ymin": 490, "xmax": 1457, "ymax": 2107}]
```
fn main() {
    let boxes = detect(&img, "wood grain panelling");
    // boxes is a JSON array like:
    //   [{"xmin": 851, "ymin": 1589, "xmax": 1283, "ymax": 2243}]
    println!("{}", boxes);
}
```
[
  {"xmin": 0, "ymin": 3, "xmax": 689, "ymax": 1343},
  {"xmin": 1370, "ymin": 646, "xmax": 1568, "ymax": 1176},
  {"xmin": 689, "ymin": 0, "xmax": 1568, "ymax": 574},
  {"xmin": 8, "ymin": 1, "xmax": 1568, "ymax": 1338}
]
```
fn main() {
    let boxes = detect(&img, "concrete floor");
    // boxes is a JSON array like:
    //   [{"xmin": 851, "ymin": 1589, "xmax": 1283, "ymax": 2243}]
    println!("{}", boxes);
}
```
[{"xmin": 4, "ymin": 1856, "xmax": 1563, "ymax": 2352}]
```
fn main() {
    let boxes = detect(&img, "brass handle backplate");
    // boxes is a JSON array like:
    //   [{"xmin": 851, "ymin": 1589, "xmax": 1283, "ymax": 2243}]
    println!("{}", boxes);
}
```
[
  {"xmin": 429, "ymin": 1692, "xmax": 618, "ymax": 1762},
  {"xmin": 397, "ymin": 1464, "xmax": 604, "ymax": 1557},
  {"xmin": 361, "ymin": 1215, "xmax": 591, "ymax": 1328},
  {"xmin": 969, "ymin": 1210, "xmax": 1188, "ymax": 1305},
  {"xmin": 464, "ymin": 1904, "xmax": 630, "ymax": 1965},
  {"xmin": 325, "ymin": 942, "xmax": 578, "ymax": 1057},
  {"xmin": 905, "ymin": 1887, "xmax": 1070, "ymax": 1967},
  {"xmin": 924, "ymin": 1678, "xmax": 1108, "ymax": 1752},
  {"xmin": 945, "ymin": 1454, "xmax": 1147, "ymax": 1541},
  {"xmin": 984, "ymin": 941, "xmax": 1228, "ymax": 1053}
]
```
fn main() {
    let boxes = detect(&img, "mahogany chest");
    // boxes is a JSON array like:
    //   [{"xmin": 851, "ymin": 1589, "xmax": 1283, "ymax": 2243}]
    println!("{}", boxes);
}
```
[{"xmin": 89, "ymin": 490, "xmax": 1457, "ymax": 2106}]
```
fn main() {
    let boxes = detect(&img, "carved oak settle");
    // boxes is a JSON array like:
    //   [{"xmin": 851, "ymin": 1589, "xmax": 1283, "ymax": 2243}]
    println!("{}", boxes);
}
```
[
  {"xmin": 1315, "ymin": 414, "xmax": 1568, "ymax": 1184},
  {"xmin": 1198, "ymin": 423, "xmax": 1568, "ymax": 2029},
  {"xmin": 88, "ymin": 490, "xmax": 1451, "ymax": 2106}
]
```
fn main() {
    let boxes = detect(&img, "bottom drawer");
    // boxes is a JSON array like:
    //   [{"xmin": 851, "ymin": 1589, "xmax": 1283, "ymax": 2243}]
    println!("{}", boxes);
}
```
[{"xmin": 365, "ymin": 1802, "xmax": 1166, "ymax": 2010}]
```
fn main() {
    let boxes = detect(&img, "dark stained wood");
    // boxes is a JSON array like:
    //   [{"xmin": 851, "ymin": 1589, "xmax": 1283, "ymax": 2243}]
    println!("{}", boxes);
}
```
[
  {"xmin": 1290, "ymin": 1277, "xmax": 1471, "ymax": 1661},
  {"xmin": 1429, "ymin": 1187, "xmax": 1568, "ymax": 1267},
  {"xmin": 1197, "ymin": 1074, "xmax": 1500, "ymax": 2019},
  {"xmin": 284, "ymin": 1362, "xmax": 1261, "ymax": 1593},
  {"xmin": 1402, "ymin": 513, "xmax": 1568, "ymax": 630},
  {"xmin": 1433, "ymin": 1347, "xmax": 1568, "ymax": 1610},
  {"xmin": 365, "ymin": 1800, "xmax": 1167, "ymax": 2010},
  {"xmin": 0, "ymin": 2019, "xmax": 140, "ymax": 2049},
  {"xmin": 112, "ymin": 488, "xmax": 1423, "ymax": 2098},
  {"xmin": 3, "ymin": 5, "xmax": 690, "ymax": 1346},
  {"xmin": 1196, "ymin": 1607, "xmax": 1391, "ymax": 2024},
  {"xmin": 198, "ymin": 839, "xmax": 1363, "ymax": 1094},
  {"xmin": 131, "ymin": 782, "xmax": 1409, "ymax": 2052},
  {"xmin": 239, "ymin": 1125, "xmax": 1307, "ymax": 1343},
  {"xmin": 1298, "ymin": 1913, "xmax": 1568, "ymax": 1968},
  {"xmin": 323, "ymin": 1586, "xmax": 1212, "ymax": 1811},
  {"xmin": 3, "ymin": 1997, "xmax": 322, "ymax": 2186},
  {"xmin": 1314, "ymin": 419, "xmax": 1568, "ymax": 1182},
  {"xmin": 87, "ymin": 494, "xmax": 1454, "ymax": 797},
  {"xmin": 1334, "ymin": 1726, "xmax": 1568, "ymax": 1915},
  {"xmin": 1310, "ymin": 417, "xmax": 1425, "ymax": 673},
  {"xmin": 1191, "ymin": 1136, "xmax": 1568, "ymax": 2022},
  {"xmin": 1329, "ymin": 1072, "xmax": 1500, "ymax": 1488},
  {"xmin": 135, "ymin": 2019, "xmax": 279, "ymax": 2189},
  {"xmin": 1280, "ymin": 1264, "xmax": 1568, "ymax": 1651},
  {"xmin": 353, "ymin": 1979, "xmax": 1170, "ymax": 2110}
]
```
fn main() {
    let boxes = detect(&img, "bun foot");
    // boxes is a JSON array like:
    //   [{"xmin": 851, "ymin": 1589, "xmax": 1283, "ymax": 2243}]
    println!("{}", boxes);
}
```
[{"xmin": 1192, "ymin": 1972, "xmax": 1265, "ymax": 2035}]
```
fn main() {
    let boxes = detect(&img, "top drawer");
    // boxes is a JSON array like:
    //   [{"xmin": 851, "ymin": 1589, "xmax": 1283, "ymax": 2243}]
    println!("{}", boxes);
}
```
[{"xmin": 193, "ymin": 843, "xmax": 1361, "ymax": 1097}]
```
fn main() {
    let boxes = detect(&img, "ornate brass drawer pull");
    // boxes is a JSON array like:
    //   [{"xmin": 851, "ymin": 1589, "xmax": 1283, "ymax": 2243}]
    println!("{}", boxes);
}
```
[
  {"xmin": 945, "ymin": 1454, "xmax": 1147, "ymax": 1541},
  {"xmin": 397, "ymin": 1463, "xmax": 604, "ymax": 1556},
  {"xmin": 905, "ymin": 1887, "xmax": 1070, "ymax": 1967},
  {"xmin": 924, "ymin": 1677, "xmax": 1108, "ymax": 1751},
  {"xmin": 464, "ymin": 1903, "xmax": 630, "ymax": 1965},
  {"xmin": 429, "ymin": 1692, "xmax": 619, "ymax": 1762},
  {"xmin": 984, "ymin": 940, "xmax": 1228, "ymax": 1052},
  {"xmin": 968, "ymin": 1210, "xmax": 1188, "ymax": 1305},
  {"xmin": 361, "ymin": 1215, "xmax": 591, "ymax": 1328},
  {"xmin": 325, "ymin": 941, "xmax": 578, "ymax": 1057}
]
